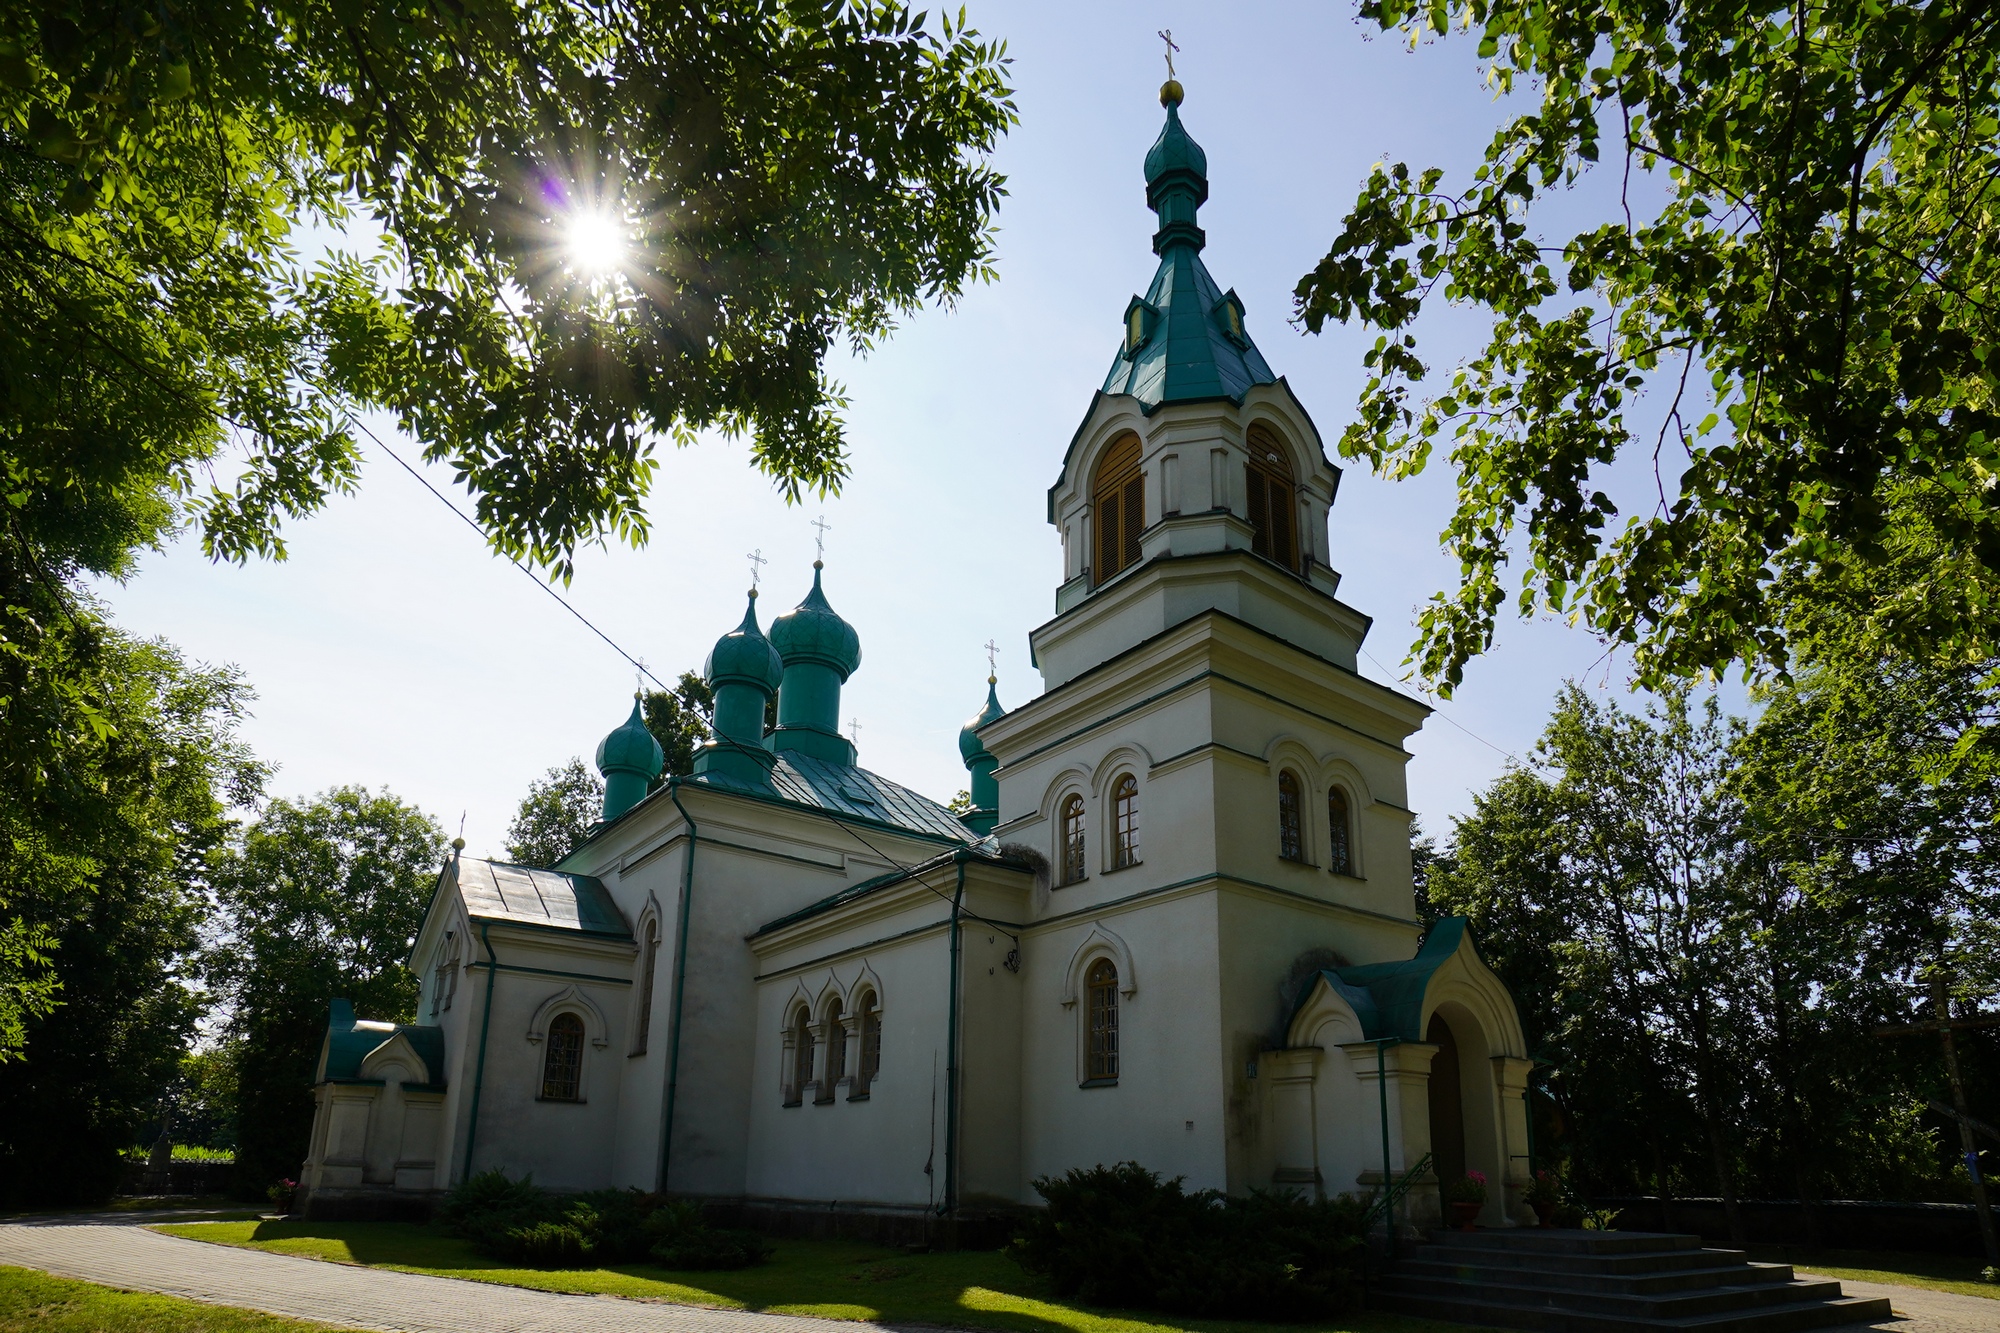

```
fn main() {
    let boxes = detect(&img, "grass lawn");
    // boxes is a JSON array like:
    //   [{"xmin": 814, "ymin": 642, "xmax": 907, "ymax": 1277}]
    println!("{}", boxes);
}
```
[
  {"xmin": 1749, "ymin": 1245, "xmax": 2000, "ymax": 1300},
  {"xmin": 153, "ymin": 1219, "xmax": 1438, "ymax": 1333},
  {"xmin": 0, "ymin": 1265, "xmax": 343, "ymax": 1332}
]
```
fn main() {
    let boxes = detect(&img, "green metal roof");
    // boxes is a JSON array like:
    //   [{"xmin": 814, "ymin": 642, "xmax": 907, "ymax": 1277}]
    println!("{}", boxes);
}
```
[
  {"xmin": 595, "ymin": 696, "xmax": 665, "ymax": 779},
  {"xmin": 1294, "ymin": 917, "xmax": 1473, "ymax": 1042},
  {"xmin": 315, "ymin": 999, "xmax": 447, "ymax": 1088},
  {"xmin": 749, "ymin": 845, "xmax": 1034, "ymax": 939},
  {"xmin": 769, "ymin": 562, "xmax": 862, "ymax": 680},
  {"xmin": 959, "ymin": 679, "xmax": 1005, "ymax": 763},
  {"xmin": 706, "ymin": 590, "xmax": 784, "ymax": 692},
  {"xmin": 689, "ymin": 749, "xmax": 977, "ymax": 844},
  {"xmin": 457, "ymin": 857, "xmax": 630, "ymax": 938}
]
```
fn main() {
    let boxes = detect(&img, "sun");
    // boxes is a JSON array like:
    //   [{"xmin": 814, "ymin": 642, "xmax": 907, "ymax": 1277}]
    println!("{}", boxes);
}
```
[{"xmin": 564, "ymin": 210, "xmax": 627, "ymax": 276}]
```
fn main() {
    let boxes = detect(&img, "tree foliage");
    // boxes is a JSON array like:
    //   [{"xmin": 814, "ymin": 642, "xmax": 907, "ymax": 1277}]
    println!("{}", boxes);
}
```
[
  {"xmin": 642, "ymin": 671, "xmax": 714, "ymax": 781},
  {"xmin": 504, "ymin": 758, "xmax": 602, "ymax": 866},
  {"xmin": 0, "ymin": 635, "xmax": 260, "ymax": 1206},
  {"xmin": 1430, "ymin": 672, "xmax": 1998, "ymax": 1232},
  {"xmin": 208, "ymin": 786, "xmax": 443, "ymax": 1192},
  {"xmin": 1301, "ymin": 0, "xmax": 2000, "ymax": 692}
]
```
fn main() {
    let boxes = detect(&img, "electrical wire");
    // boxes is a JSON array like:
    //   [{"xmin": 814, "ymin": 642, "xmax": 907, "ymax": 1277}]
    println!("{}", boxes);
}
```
[{"xmin": 1359, "ymin": 644, "xmax": 1517, "ymax": 761}]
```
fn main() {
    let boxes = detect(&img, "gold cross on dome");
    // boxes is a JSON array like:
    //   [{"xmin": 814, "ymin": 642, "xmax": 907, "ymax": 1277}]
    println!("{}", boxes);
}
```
[
  {"xmin": 746, "ymin": 548, "xmax": 767, "ymax": 590},
  {"xmin": 984, "ymin": 639, "xmax": 999, "ymax": 679},
  {"xmin": 1158, "ymin": 29, "xmax": 1179, "ymax": 79},
  {"xmin": 811, "ymin": 514, "xmax": 832, "ymax": 560},
  {"xmin": 849, "ymin": 716, "xmax": 862, "ymax": 748}
]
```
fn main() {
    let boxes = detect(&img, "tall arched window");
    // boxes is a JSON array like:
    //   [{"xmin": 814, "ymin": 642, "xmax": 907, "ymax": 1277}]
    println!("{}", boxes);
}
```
[
  {"xmin": 541, "ymin": 1012, "xmax": 585, "ymax": 1101},
  {"xmin": 1092, "ymin": 434, "xmax": 1144, "ymax": 584},
  {"xmin": 1328, "ymin": 788, "xmax": 1354, "ymax": 878},
  {"xmin": 819, "ymin": 998, "xmax": 845, "ymax": 1104},
  {"xmin": 1111, "ymin": 775, "xmax": 1139, "ymax": 869},
  {"xmin": 786, "ymin": 1006, "xmax": 813, "ymax": 1107},
  {"xmin": 1086, "ymin": 958, "xmax": 1120, "ymax": 1083},
  {"xmin": 1278, "ymin": 772, "xmax": 1304, "ymax": 862},
  {"xmin": 632, "ymin": 918, "xmax": 660, "ymax": 1055},
  {"xmin": 1244, "ymin": 425, "xmax": 1299, "ymax": 573},
  {"xmin": 852, "ymin": 990, "xmax": 881, "ymax": 1099},
  {"xmin": 1059, "ymin": 794, "xmax": 1087, "ymax": 885}
]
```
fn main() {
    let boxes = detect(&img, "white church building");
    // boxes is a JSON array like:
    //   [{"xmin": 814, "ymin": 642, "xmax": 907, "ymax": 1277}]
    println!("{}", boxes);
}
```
[{"xmin": 298, "ymin": 82, "xmax": 1535, "ymax": 1237}]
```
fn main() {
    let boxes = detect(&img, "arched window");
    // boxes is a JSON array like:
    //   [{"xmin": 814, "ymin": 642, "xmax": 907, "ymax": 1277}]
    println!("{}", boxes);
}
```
[
  {"xmin": 541, "ymin": 1012, "xmax": 585, "ymax": 1101},
  {"xmin": 819, "ymin": 998, "xmax": 845, "ymax": 1104},
  {"xmin": 1278, "ymin": 772, "xmax": 1304, "ymax": 862},
  {"xmin": 1059, "ymin": 794, "xmax": 1087, "ymax": 885},
  {"xmin": 786, "ymin": 1006, "xmax": 813, "ymax": 1107},
  {"xmin": 1086, "ymin": 958, "xmax": 1120, "ymax": 1083},
  {"xmin": 1328, "ymin": 787, "xmax": 1354, "ymax": 877},
  {"xmin": 1112, "ymin": 775, "xmax": 1140, "ymax": 869},
  {"xmin": 1244, "ymin": 425, "xmax": 1299, "ymax": 573},
  {"xmin": 852, "ymin": 990, "xmax": 881, "ymax": 1098},
  {"xmin": 632, "ymin": 918, "xmax": 660, "ymax": 1055},
  {"xmin": 1092, "ymin": 434, "xmax": 1144, "ymax": 584}
]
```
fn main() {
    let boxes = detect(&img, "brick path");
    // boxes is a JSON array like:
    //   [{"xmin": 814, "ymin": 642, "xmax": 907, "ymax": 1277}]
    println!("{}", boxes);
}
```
[
  {"xmin": 1793, "ymin": 1271, "xmax": 1997, "ymax": 1333},
  {"xmin": 0, "ymin": 1219, "xmax": 863, "ymax": 1333}
]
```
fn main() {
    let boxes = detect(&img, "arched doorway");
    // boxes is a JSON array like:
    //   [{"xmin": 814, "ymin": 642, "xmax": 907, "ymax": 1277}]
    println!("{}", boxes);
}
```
[{"xmin": 1425, "ymin": 1012, "xmax": 1466, "ymax": 1188}]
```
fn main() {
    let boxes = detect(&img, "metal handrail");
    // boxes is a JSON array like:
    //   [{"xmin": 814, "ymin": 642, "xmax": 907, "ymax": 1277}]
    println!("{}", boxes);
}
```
[{"xmin": 1362, "ymin": 1149, "xmax": 1433, "ymax": 1237}]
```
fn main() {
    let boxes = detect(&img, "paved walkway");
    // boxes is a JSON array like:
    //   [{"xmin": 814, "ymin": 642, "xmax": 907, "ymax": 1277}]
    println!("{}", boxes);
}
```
[
  {"xmin": 0, "ymin": 1219, "xmax": 863, "ymax": 1333},
  {"xmin": 1794, "ymin": 1271, "xmax": 1998, "ymax": 1333}
]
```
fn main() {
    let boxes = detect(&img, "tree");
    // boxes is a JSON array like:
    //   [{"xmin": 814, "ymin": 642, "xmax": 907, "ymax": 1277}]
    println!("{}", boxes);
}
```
[
  {"xmin": 0, "ymin": 634, "xmax": 261, "ymax": 1206},
  {"xmin": 505, "ymin": 759, "xmax": 603, "ymax": 866},
  {"xmin": 209, "ymin": 787, "xmax": 443, "ymax": 1193},
  {"xmin": 643, "ymin": 672, "xmax": 714, "ymax": 780},
  {"xmin": 1299, "ymin": 0, "xmax": 2000, "ymax": 693}
]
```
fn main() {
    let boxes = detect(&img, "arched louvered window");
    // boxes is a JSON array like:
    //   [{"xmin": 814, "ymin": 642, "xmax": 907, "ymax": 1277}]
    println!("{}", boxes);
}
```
[
  {"xmin": 852, "ymin": 990, "xmax": 881, "ymax": 1098},
  {"xmin": 1093, "ymin": 434, "xmax": 1145, "ymax": 584},
  {"xmin": 1060, "ymin": 794, "xmax": 1087, "ymax": 885},
  {"xmin": 786, "ymin": 1006, "xmax": 813, "ymax": 1106},
  {"xmin": 1278, "ymin": 771, "xmax": 1304, "ymax": 862},
  {"xmin": 1244, "ymin": 425, "xmax": 1299, "ymax": 573},
  {"xmin": 541, "ymin": 1012, "xmax": 585, "ymax": 1101},
  {"xmin": 1086, "ymin": 958, "xmax": 1120, "ymax": 1083},
  {"xmin": 819, "ymin": 998, "xmax": 845, "ymax": 1104},
  {"xmin": 1112, "ymin": 775, "xmax": 1140, "ymax": 869},
  {"xmin": 1328, "ymin": 787, "xmax": 1354, "ymax": 878},
  {"xmin": 632, "ymin": 918, "xmax": 660, "ymax": 1054}
]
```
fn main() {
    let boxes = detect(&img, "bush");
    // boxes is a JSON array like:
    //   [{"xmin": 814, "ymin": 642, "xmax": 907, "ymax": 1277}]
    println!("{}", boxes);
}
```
[
  {"xmin": 1007, "ymin": 1162, "xmax": 1366, "ymax": 1321},
  {"xmin": 434, "ymin": 1171, "xmax": 767, "ymax": 1270}
]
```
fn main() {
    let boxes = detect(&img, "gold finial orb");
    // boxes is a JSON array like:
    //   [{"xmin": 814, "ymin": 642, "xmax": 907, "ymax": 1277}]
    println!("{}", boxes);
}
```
[
  {"xmin": 451, "ymin": 836, "xmax": 466, "ymax": 852},
  {"xmin": 1160, "ymin": 78, "xmax": 1184, "ymax": 107}
]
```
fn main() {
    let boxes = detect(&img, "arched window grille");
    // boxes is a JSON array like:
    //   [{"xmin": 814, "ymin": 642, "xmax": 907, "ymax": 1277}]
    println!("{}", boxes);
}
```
[
  {"xmin": 633, "ymin": 918, "xmax": 660, "ymax": 1055},
  {"xmin": 1059, "ymin": 794, "xmax": 1087, "ymax": 885},
  {"xmin": 1092, "ymin": 434, "xmax": 1144, "ymax": 584},
  {"xmin": 1278, "ymin": 772, "xmax": 1304, "ymax": 861},
  {"xmin": 1112, "ymin": 775, "xmax": 1140, "ymax": 869},
  {"xmin": 1328, "ymin": 788, "xmax": 1354, "ymax": 877},
  {"xmin": 1244, "ymin": 425, "xmax": 1299, "ymax": 573},
  {"xmin": 819, "ymin": 998, "xmax": 845, "ymax": 1104},
  {"xmin": 1086, "ymin": 958, "xmax": 1120, "ymax": 1083},
  {"xmin": 786, "ymin": 1007, "xmax": 813, "ymax": 1107},
  {"xmin": 541, "ymin": 1012, "xmax": 585, "ymax": 1101},
  {"xmin": 852, "ymin": 991, "xmax": 881, "ymax": 1098}
]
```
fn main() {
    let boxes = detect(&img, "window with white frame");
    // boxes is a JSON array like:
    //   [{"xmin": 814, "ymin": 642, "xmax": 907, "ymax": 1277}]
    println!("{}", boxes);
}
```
[{"xmin": 1111, "ymin": 775, "xmax": 1139, "ymax": 869}]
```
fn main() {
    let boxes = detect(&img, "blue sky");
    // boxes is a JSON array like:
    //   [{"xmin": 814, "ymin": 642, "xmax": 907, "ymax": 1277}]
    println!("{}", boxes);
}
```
[{"xmin": 101, "ymin": 1, "xmax": 1681, "ymax": 858}]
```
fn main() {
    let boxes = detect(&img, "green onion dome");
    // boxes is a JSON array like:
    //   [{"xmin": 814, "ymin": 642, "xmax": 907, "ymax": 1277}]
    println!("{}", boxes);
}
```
[
  {"xmin": 1144, "ymin": 91, "xmax": 1207, "ymax": 188},
  {"xmin": 959, "ymin": 678, "xmax": 1005, "ymax": 762},
  {"xmin": 768, "ymin": 562, "xmax": 862, "ymax": 680},
  {"xmin": 705, "ymin": 591, "xmax": 784, "ymax": 692},
  {"xmin": 595, "ymin": 696, "xmax": 664, "ymax": 780}
]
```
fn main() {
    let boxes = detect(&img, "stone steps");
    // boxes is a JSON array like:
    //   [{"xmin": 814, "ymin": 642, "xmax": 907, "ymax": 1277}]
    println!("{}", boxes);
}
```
[{"xmin": 1370, "ymin": 1228, "xmax": 1892, "ymax": 1333}]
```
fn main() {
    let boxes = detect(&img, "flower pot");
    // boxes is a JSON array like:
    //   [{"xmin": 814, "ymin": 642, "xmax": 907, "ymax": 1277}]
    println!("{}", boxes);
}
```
[
  {"xmin": 1531, "ymin": 1199, "xmax": 1560, "ymax": 1228},
  {"xmin": 1449, "ymin": 1200, "xmax": 1482, "ymax": 1231}
]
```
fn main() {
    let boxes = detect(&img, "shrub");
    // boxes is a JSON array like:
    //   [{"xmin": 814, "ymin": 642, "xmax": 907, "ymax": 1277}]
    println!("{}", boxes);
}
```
[
  {"xmin": 434, "ymin": 1172, "xmax": 767, "ymax": 1270},
  {"xmin": 1008, "ymin": 1162, "xmax": 1365, "ymax": 1321}
]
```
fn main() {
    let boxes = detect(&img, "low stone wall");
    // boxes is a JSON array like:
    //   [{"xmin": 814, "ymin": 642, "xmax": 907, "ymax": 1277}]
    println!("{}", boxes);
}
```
[
  {"xmin": 117, "ymin": 1160, "xmax": 237, "ymax": 1198},
  {"xmin": 297, "ymin": 1186, "xmax": 442, "ymax": 1222},
  {"xmin": 1597, "ymin": 1196, "xmax": 1988, "ymax": 1256}
]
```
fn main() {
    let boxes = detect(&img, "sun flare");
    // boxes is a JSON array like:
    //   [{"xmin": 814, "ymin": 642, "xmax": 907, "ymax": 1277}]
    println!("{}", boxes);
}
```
[{"xmin": 564, "ymin": 210, "xmax": 627, "ymax": 276}]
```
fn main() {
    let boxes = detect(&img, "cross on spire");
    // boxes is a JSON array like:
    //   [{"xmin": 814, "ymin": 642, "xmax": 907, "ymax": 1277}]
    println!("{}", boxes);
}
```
[
  {"xmin": 635, "ymin": 657, "xmax": 648, "ymax": 695},
  {"xmin": 984, "ymin": 639, "xmax": 999, "ymax": 682},
  {"xmin": 1158, "ymin": 28, "xmax": 1179, "ymax": 79},
  {"xmin": 746, "ymin": 548, "xmax": 767, "ymax": 590},
  {"xmin": 811, "ymin": 514, "xmax": 832, "ymax": 561},
  {"xmin": 849, "ymin": 716, "xmax": 861, "ymax": 749}
]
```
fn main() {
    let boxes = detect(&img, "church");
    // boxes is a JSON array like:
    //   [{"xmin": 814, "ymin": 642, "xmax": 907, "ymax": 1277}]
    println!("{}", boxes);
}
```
[{"xmin": 297, "ymin": 79, "xmax": 1534, "ymax": 1237}]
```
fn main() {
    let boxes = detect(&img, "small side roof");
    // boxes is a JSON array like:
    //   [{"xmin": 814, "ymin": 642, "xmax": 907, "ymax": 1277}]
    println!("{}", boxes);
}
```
[
  {"xmin": 315, "ymin": 999, "xmax": 447, "ymax": 1088},
  {"xmin": 692, "ymin": 751, "xmax": 978, "ymax": 845},
  {"xmin": 1294, "ymin": 917, "xmax": 1471, "ymax": 1043},
  {"xmin": 457, "ymin": 857, "xmax": 630, "ymax": 939}
]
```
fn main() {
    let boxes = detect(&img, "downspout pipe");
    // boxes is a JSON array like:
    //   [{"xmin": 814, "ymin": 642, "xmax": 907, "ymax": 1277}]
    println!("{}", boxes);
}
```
[
  {"xmin": 659, "ymin": 779, "xmax": 699, "ymax": 1194},
  {"xmin": 942, "ymin": 854, "xmax": 967, "ymax": 1224},
  {"xmin": 1375, "ymin": 1036, "xmax": 1403, "ymax": 1260},
  {"xmin": 460, "ymin": 920, "xmax": 499, "ymax": 1183}
]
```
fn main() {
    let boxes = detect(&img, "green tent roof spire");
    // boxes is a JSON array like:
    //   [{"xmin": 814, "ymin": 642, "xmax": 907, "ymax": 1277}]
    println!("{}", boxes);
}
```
[{"xmin": 1103, "ymin": 82, "xmax": 1278, "ymax": 412}]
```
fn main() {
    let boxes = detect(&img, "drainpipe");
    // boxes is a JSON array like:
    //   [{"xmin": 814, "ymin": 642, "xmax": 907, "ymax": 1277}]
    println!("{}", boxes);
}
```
[
  {"xmin": 942, "ymin": 855, "xmax": 967, "ymax": 1226},
  {"xmin": 1375, "ymin": 1036, "xmax": 1402, "ymax": 1260},
  {"xmin": 659, "ymin": 780, "xmax": 698, "ymax": 1194},
  {"xmin": 460, "ymin": 920, "xmax": 498, "ymax": 1183}
]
